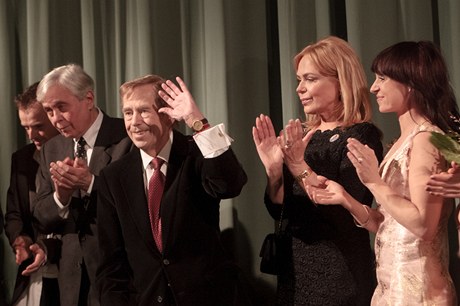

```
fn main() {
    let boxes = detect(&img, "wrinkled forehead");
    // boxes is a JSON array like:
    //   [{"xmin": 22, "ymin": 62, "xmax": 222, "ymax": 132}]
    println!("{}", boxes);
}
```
[{"xmin": 122, "ymin": 84, "xmax": 163, "ymax": 109}]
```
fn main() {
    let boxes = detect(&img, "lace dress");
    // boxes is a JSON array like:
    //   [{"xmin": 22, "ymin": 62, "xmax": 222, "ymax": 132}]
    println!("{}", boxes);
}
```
[
  {"xmin": 372, "ymin": 124, "xmax": 457, "ymax": 305},
  {"xmin": 266, "ymin": 122, "xmax": 383, "ymax": 306}
]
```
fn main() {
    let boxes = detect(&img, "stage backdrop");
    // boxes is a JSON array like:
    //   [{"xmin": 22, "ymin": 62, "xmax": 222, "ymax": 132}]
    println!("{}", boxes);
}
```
[{"xmin": 0, "ymin": 0, "xmax": 459, "ymax": 304}]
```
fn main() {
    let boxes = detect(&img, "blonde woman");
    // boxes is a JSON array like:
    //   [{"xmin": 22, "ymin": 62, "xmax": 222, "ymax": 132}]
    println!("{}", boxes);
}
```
[{"xmin": 253, "ymin": 36, "xmax": 382, "ymax": 305}]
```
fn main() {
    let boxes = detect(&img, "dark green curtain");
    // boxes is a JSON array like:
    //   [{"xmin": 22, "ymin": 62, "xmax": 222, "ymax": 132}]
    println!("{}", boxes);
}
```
[{"xmin": 1, "ymin": 0, "xmax": 459, "ymax": 303}]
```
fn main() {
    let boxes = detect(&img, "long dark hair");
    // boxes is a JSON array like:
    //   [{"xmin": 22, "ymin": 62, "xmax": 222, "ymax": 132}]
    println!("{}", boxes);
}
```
[{"xmin": 371, "ymin": 41, "xmax": 460, "ymax": 134}]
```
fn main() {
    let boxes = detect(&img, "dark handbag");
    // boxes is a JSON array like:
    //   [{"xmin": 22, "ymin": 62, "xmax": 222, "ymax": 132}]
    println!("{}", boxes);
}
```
[{"xmin": 259, "ymin": 204, "xmax": 290, "ymax": 275}]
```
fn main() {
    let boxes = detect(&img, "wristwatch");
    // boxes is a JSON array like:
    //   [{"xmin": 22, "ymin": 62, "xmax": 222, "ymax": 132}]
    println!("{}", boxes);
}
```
[{"xmin": 191, "ymin": 118, "xmax": 209, "ymax": 132}]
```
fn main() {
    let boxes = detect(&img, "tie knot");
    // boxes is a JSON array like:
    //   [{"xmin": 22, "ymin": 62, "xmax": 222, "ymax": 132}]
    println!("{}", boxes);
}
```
[
  {"xmin": 75, "ymin": 137, "xmax": 87, "ymax": 159},
  {"xmin": 77, "ymin": 137, "xmax": 87, "ymax": 146},
  {"xmin": 151, "ymin": 157, "xmax": 164, "ymax": 170}
]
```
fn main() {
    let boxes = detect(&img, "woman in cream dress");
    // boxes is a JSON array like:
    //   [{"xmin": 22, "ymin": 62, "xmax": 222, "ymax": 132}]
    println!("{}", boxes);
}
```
[{"xmin": 306, "ymin": 41, "xmax": 458, "ymax": 305}]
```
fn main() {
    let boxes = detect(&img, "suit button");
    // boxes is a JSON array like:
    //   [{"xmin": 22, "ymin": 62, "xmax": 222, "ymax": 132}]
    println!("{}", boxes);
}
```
[
  {"xmin": 157, "ymin": 296, "xmax": 163, "ymax": 303},
  {"xmin": 163, "ymin": 259, "xmax": 170, "ymax": 265}
]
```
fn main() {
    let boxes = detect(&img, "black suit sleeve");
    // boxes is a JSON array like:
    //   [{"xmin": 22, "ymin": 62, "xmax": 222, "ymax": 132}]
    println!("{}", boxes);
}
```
[
  {"xmin": 200, "ymin": 148, "xmax": 247, "ymax": 199},
  {"xmin": 5, "ymin": 149, "xmax": 37, "ymax": 246},
  {"xmin": 33, "ymin": 141, "xmax": 69, "ymax": 234}
]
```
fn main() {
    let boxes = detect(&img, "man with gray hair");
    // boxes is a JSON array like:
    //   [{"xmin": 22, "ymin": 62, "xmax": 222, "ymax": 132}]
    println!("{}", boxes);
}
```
[{"xmin": 34, "ymin": 64, "xmax": 131, "ymax": 306}]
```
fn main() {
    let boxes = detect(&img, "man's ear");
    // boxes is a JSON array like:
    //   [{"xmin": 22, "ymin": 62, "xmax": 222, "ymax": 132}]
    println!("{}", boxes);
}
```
[{"xmin": 85, "ymin": 90, "xmax": 95, "ymax": 110}]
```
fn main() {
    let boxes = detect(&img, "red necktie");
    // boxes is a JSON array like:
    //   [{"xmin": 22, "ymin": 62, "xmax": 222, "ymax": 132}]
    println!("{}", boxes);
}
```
[{"xmin": 148, "ymin": 157, "xmax": 165, "ymax": 252}]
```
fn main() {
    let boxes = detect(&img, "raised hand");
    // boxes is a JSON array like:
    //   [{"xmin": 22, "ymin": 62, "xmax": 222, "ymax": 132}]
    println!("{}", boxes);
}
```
[
  {"xmin": 346, "ymin": 137, "xmax": 382, "ymax": 186},
  {"xmin": 252, "ymin": 114, "xmax": 283, "ymax": 176},
  {"xmin": 158, "ymin": 77, "xmax": 204, "ymax": 126},
  {"xmin": 280, "ymin": 119, "xmax": 314, "ymax": 173}
]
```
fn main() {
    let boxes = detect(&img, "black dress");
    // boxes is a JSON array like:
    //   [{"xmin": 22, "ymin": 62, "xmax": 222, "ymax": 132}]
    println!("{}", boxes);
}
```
[{"xmin": 265, "ymin": 122, "xmax": 383, "ymax": 306}]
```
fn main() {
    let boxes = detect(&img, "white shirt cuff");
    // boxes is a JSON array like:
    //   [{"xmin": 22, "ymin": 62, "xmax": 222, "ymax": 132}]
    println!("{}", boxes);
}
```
[
  {"xmin": 193, "ymin": 123, "xmax": 233, "ymax": 158},
  {"xmin": 53, "ymin": 192, "xmax": 70, "ymax": 219}
]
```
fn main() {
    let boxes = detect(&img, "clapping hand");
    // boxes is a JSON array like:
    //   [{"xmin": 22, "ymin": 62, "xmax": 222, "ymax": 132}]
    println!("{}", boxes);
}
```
[
  {"xmin": 305, "ymin": 176, "xmax": 347, "ymax": 206},
  {"xmin": 280, "ymin": 119, "xmax": 314, "ymax": 173},
  {"xmin": 426, "ymin": 161, "xmax": 460, "ymax": 198},
  {"xmin": 50, "ymin": 157, "xmax": 92, "ymax": 203},
  {"xmin": 346, "ymin": 138, "xmax": 382, "ymax": 186},
  {"xmin": 252, "ymin": 114, "xmax": 283, "ymax": 176}
]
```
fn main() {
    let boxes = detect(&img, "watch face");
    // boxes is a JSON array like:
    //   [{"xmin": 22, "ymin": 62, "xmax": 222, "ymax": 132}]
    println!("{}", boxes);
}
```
[{"xmin": 193, "ymin": 120, "xmax": 204, "ymax": 131}]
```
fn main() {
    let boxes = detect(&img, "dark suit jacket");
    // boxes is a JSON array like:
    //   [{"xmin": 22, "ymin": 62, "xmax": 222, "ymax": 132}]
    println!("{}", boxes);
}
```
[
  {"xmin": 5, "ymin": 144, "xmax": 38, "ymax": 245},
  {"xmin": 5, "ymin": 144, "xmax": 44, "ymax": 305},
  {"xmin": 34, "ymin": 113, "xmax": 131, "ymax": 306},
  {"xmin": 96, "ymin": 130, "xmax": 248, "ymax": 306}
]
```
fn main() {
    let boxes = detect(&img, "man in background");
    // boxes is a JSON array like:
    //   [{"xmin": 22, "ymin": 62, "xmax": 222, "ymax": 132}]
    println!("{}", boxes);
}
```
[
  {"xmin": 33, "ymin": 64, "xmax": 131, "ymax": 306},
  {"xmin": 5, "ymin": 82, "xmax": 60, "ymax": 306}
]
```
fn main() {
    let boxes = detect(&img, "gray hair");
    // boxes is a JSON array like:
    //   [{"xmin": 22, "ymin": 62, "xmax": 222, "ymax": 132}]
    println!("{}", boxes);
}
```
[{"xmin": 37, "ymin": 64, "xmax": 94, "ymax": 102}]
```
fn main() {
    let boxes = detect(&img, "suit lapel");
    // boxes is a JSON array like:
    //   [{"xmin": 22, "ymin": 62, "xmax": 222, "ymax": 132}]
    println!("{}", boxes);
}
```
[
  {"xmin": 56, "ymin": 137, "xmax": 74, "ymax": 159},
  {"xmin": 89, "ymin": 146, "xmax": 110, "ymax": 174},
  {"xmin": 161, "ymin": 131, "xmax": 190, "ymax": 251},
  {"xmin": 87, "ymin": 113, "xmax": 128, "ymax": 174},
  {"xmin": 120, "ymin": 133, "xmax": 190, "ymax": 255},
  {"xmin": 120, "ymin": 150, "xmax": 159, "ymax": 254},
  {"xmin": 89, "ymin": 114, "xmax": 113, "ymax": 174}
]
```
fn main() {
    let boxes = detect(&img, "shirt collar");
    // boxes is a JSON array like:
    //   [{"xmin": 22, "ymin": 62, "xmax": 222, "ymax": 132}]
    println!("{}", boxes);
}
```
[
  {"xmin": 140, "ymin": 130, "xmax": 173, "ymax": 171},
  {"xmin": 73, "ymin": 108, "xmax": 103, "ymax": 148}
]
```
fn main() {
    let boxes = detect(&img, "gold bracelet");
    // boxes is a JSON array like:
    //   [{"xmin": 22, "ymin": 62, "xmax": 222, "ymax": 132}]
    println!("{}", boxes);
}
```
[
  {"xmin": 353, "ymin": 205, "xmax": 370, "ymax": 228},
  {"xmin": 295, "ymin": 169, "xmax": 311, "ymax": 182}
]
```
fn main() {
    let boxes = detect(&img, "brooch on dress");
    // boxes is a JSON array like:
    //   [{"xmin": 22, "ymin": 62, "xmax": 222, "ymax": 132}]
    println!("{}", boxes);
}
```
[{"xmin": 329, "ymin": 134, "xmax": 340, "ymax": 142}]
